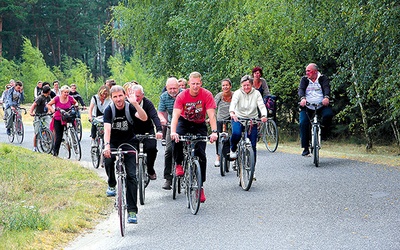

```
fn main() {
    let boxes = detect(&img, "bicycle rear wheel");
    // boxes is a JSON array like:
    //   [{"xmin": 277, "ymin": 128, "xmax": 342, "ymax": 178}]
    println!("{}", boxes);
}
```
[
  {"xmin": 239, "ymin": 146, "xmax": 255, "ymax": 191},
  {"xmin": 69, "ymin": 128, "xmax": 81, "ymax": 161},
  {"xmin": 262, "ymin": 119, "xmax": 278, "ymax": 152},
  {"xmin": 313, "ymin": 126, "xmax": 320, "ymax": 167},
  {"xmin": 16, "ymin": 119, "xmax": 24, "ymax": 144},
  {"xmin": 117, "ymin": 175, "xmax": 126, "ymax": 237},
  {"xmin": 37, "ymin": 128, "xmax": 54, "ymax": 154},
  {"xmin": 138, "ymin": 157, "xmax": 146, "ymax": 205},
  {"xmin": 188, "ymin": 159, "xmax": 202, "ymax": 215}
]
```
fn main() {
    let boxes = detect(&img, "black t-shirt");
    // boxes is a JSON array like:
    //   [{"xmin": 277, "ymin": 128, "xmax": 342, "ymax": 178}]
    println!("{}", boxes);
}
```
[
  {"xmin": 103, "ymin": 103, "xmax": 137, "ymax": 147},
  {"xmin": 35, "ymin": 94, "xmax": 51, "ymax": 114}
]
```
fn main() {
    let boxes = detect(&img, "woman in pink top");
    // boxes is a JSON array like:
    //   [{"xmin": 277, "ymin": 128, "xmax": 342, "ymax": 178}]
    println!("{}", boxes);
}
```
[{"xmin": 47, "ymin": 85, "xmax": 77, "ymax": 156}]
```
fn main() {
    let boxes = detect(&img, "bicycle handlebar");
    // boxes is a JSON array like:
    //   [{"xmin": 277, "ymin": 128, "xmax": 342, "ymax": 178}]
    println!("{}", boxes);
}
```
[
  {"xmin": 108, "ymin": 143, "xmax": 138, "ymax": 155},
  {"xmin": 178, "ymin": 134, "xmax": 209, "ymax": 142},
  {"xmin": 136, "ymin": 134, "xmax": 156, "ymax": 141}
]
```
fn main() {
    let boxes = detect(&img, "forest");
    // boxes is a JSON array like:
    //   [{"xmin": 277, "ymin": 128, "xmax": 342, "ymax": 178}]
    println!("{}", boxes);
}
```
[{"xmin": 0, "ymin": 0, "xmax": 399, "ymax": 149}]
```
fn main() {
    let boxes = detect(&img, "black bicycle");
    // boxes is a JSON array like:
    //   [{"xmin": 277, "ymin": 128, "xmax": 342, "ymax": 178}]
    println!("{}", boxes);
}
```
[
  {"xmin": 136, "ymin": 134, "xmax": 156, "ymax": 205},
  {"xmin": 7, "ymin": 107, "xmax": 26, "ymax": 144},
  {"xmin": 306, "ymin": 102, "xmax": 324, "ymax": 167},
  {"xmin": 172, "ymin": 134, "xmax": 208, "ymax": 215},
  {"xmin": 109, "ymin": 143, "xmax": 137, "ymax": 237},
  {"xmin": 217, "ymin": 120, "xmax": 231, "ymax": 176},
  {"xmin": 34, "ymin": 113, "xmax": 54, "ymax": 154}
]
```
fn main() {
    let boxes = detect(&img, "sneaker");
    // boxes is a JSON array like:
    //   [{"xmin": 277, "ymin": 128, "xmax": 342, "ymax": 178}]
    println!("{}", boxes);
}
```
[
  {"xmin": 302, "ymin": 148, "xmax": 310, "ymax": 157},
  {"xmin": 32, "ymin": 147, "xmax": 38, "ymax": 152},
  {"xmin": 162, "ymin": 179, "xmax": 172, "ymax": 190},
  {"xmin": 106, "ymin": 186, "xmax": 116, "ymax": 197},
  {"xmin": 161, "ymin": 139, "xmax": 166, "ymax": 146},
  {"xmin": 214, "ymin": 160, "xmax": 220, "ymax": 167},
  {"xmin": 127, "ymin": 212, "xmax": 137, "ymax": 224},
  {"xmin": 232, "ymin": 161, "xmax": 237, "ymax": 171},
  {"xmin": 175, "ymin": 164, "xmax": 184, "ymax": 177},
  {"xmin": 230, "ymin": 151, "xmax": 237, "ymax": 159},
  {"xmin": 149, "ymin": 173, "xmax": 157, "ymax": 180},
  {"xmin": 6, "ymin": 128, "xmax": 11, "ymax": 136},
  {"xmin": 199, "ymin": 188, "xmax": 206, "ymax": 203}
]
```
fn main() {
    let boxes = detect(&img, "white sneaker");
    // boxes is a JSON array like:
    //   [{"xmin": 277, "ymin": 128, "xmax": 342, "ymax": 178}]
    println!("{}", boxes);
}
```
[
  {"xmin": 230, "ymin": 151, "xmax": 237, "ymax": 159},
  {"xmin": 214, "ymin": 160, "xmax": 220, "ymax": 167}
]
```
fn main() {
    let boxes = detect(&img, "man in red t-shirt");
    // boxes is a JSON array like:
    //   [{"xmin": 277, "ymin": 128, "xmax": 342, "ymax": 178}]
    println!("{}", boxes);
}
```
[{"xmin": 170, "ymin": 72, "xmax": 218, "ymax": 203}]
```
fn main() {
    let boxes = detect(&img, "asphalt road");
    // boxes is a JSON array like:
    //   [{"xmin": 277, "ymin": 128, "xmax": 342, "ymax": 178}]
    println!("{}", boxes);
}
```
[{"xmin": 1, "ymin": 121, "xmax": 399, "ymax": 250}]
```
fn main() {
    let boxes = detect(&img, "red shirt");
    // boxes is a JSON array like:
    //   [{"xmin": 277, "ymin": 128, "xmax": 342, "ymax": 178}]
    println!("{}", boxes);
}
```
[{"xmin": 174, "ymin": 88, "xmax": 216, "ymax": 123}]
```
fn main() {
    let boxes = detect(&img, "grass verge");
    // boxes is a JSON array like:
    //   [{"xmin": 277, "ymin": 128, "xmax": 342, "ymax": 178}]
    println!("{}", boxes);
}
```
[
  {"xmin": 272, "ymin": 140, "xmax": 400, "ymax": 168},
  {"xmin": 0, "ymin": 144, "xmax": 112, "ymax": 249}
]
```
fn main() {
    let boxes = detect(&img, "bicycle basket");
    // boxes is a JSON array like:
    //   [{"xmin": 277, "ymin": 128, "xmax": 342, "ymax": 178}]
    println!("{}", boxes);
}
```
[{"xmin": 61, "ymin": 110, "xmax": 76, "ymax": 123}]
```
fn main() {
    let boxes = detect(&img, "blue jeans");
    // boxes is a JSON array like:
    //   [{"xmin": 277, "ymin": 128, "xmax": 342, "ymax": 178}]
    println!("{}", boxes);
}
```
[
  {"xmin": 230, "ymin": 120, "xmax": 259, "ymax": 162},
  {"xmin": 299, "ymin": 106, "xmax": 334, "ymax": 148}
]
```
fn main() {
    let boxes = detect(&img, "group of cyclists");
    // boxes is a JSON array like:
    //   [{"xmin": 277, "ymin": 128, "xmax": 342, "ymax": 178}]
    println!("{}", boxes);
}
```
[{"xmin": 1, "ymin": 63, "xmax": 333, "ymax": 225}]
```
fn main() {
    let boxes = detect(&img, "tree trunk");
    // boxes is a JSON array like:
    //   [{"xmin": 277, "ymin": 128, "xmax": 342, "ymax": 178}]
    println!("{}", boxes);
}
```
[
  {"xmin": 391, "ymin": 120, "xmax": 400, "ymax": 146},
  {"xmin": 351, "ymin": 62, "xmax": 373, "ymax": 150}
]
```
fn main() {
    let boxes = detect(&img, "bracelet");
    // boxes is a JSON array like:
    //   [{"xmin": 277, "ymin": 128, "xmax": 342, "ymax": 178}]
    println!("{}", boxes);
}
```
[
  {"xmin": 212, "ymin": 130, "xmax": 218, "ymax": 133},
  {"xmin": 104, "ymin": 142, "xmax": 110, "ymax": 146}
]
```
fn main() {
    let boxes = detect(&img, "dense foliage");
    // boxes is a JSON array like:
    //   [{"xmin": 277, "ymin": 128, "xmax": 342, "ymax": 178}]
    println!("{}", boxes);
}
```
[
  {"xmin": 109, "ymin": 0, "xmax": 400, "ymax": 149},
  {"xmin": 0, "ymin": 0, "xmax": 399, "ymax": 149}
]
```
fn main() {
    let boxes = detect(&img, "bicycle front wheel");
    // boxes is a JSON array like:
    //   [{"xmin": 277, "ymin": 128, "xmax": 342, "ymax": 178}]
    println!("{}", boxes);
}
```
[
  {"xmin": 37, "ymin": 128, "xmax": 54, "ymax": 154},
  {"xmin": 188, "ymin": 159, "xmax": 202, "ymax": 215},
  {"xmin": 59, "ymin": 137, "xmax": 71, "ymax": 159},
  {"xmin": 262, "ymin": 119, "xmax": 278, "ymax": 152},
  {"xmin": 91, "ymin": 138, "xmax": 101, "ymax": 168},
  {"xmin": 219, "ymin": 139, "xmax": 230, "ymax": 176},
  {"xmin": 16, "ymin": 119, "xmax": 24, "ymax": 144},
  {"xmin": 69, "ymin": 128, "xmax": 82, "ymax": 161},
  {"xmin": 75, "ymin": 118, "xmax": 82, "ymax": 141},
  {"xmin": 138, "ymin": 157, "xmax": 146, "ymax": 205},
  {"xmin": 117, "ymin": 175, "xmax": 126, "ymax": 237},
  {"xmin": 8, "ymin": 126, "xmax": 14, "ymax": 143},
  {"xmin": 313, "ymin": 126, "xmax": 320, "ymax": 167},
  {"xmin": 239, "ymin": 146, "xmax": 255, "ymax": 191}
]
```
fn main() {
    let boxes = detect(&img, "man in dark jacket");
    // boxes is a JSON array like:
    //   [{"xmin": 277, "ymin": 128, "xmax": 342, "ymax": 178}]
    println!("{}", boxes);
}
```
[
  {"xmin": 130, "ymin": 84, "xmax": 163, "ymax": 180},
  {"xmin": 298, "ymin": 63, "xmax": 334, "ymax": 156}
]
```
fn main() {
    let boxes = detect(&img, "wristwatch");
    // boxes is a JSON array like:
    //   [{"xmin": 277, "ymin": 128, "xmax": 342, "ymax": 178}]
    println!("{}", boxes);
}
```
[{"xmin": 212, "ymin": 130, "xmax": 218, "ymax": 133}]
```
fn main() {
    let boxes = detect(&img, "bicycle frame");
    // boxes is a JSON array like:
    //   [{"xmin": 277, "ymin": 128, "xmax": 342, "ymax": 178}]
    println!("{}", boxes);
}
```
[
  {"xmin": 306, "ymin": 102, "xmax": 323, "ymax": 167},
  {"xmin": 35, "ymin": 113, "xmax": 53, "ymax": 153},
  {"xmin": 217, "ymin": 120, "xmax": 231, "ymax": 176},
  {"xmin": 110, "ymin": 143, "xmax": 137, "ymax": 237},
  {"xmin": 177, "ymin": 134, "xmax": 208, "ymax": 215},
  {"xmin": 8, "ymin": 107, "xmax": 26, "ymax": 144},
  {"xmin": 234, "ymin": 118, "xmax": 259, "ymax": 191},
  {"xmin": 135, "ymin": 134, "xmax": 156, "ymax": 205}
]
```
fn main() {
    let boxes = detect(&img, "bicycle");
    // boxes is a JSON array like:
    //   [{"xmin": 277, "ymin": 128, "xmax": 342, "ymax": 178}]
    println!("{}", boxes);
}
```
[
  {"xmin": 34, "ymin": 113, "xmax": 54, "ymax": 154},
  {"xmin": 258, "ymin": 117, "xmax": 279, "ymax": 152},
  {"xmin": 306, "ymin": 102, "xmax": 324, "ymax": 167},
  {"xmin": 234, "ymin": 118, "xmax": 262, "ymax": 191},
  {"xmin": 90, "ymin": 116, "xmax": 105, "ymax": 168},
  {"xmin": 172, "ymin": 134, "xmax": 208, "ymax": 215},
  {"xmin": 135, "ymin": 134, "xmax": 156, "ymax": 205},
  {"xmin": 58, "ymin": 108, "xmax": 82, "ymax": 161},
  {"xmin": 109, "ymin": 143, "xmax": 137, "ymax": 237},
  {"xmin": 217, "ymin": 120, "xmax": 231, "ymax": 176},
  {"xmin": 7, "ymin": 107, "xmax": 26, "ymax": 144}
]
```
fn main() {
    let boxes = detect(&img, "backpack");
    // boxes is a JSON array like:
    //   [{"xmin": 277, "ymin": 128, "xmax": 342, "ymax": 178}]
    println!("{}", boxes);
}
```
[{"xmin": 110, "ymin": 101, "xmax": 134, "ymax": 125}]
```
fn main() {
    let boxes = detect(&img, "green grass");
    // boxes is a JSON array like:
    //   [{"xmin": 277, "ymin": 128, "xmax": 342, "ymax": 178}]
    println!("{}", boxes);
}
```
[{"xmin": 0, "ymin": 144, "xmax": 112, "ymax": 250}]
